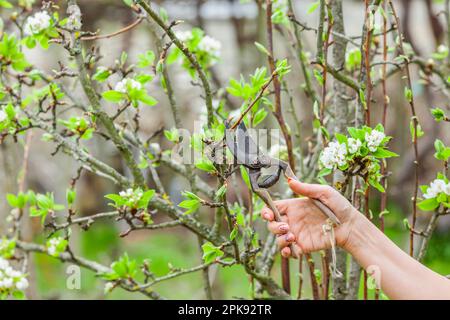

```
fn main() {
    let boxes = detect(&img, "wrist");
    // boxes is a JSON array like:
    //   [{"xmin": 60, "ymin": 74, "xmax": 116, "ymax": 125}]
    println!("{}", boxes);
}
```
[{"xmin": 339, "ymin": 210, "xmax": 376, "ymax": 256}]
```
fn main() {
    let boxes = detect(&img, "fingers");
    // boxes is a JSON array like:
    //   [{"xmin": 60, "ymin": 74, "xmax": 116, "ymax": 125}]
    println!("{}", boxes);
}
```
[
  {"xmin": 281, "ymin": 247, "xmax": 291, "ymax": 258},
  {"xmin": 261, "ymin": 199, "xmax": 296, "ymax": 222},
  {"xmin": 267, "ymin": 221, "xmax": 289, "ymax": 235},
  {"xmin": 288, "ymin": 179, "xmax": 334, "ymax": 200},
  {"xmin": 261, "ymin": 207, "xmax": 275, "ymax": 222},
  {"xmin": 288, "ymin": 179, "xmax": 355, "ymax": 222},
  {"xmin": 277, "ymin": 232, "xmax": 296, "ymax": 249},
  {"xmin": 261, "ymin": 205, "xmax": 288, "ymax": 222}
]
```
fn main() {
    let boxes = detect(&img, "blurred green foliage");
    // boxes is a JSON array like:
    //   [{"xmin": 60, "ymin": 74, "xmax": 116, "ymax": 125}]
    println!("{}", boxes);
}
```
[{"xmin": 31, "ymin": 199, "xmax": 450, "ymax": 299}]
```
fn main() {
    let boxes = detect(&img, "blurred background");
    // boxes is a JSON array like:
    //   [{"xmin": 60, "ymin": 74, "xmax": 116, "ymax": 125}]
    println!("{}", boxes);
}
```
[{"xmin": 1, "ymin": 0, "xmax": 449, "ymax": 299}]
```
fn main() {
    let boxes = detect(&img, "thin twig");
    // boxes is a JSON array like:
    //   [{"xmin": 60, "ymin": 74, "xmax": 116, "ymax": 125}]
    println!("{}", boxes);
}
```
[
  {"xmin": 136, "ymin": 0, "xmax": 214, "ymax": 127},
  {"xmin": 389, "ymin": 0, "xmax": 420, "ymax": 258},
  {"xmin": 80, "ymin": 17, "xmax": 143, "ymax": 41}
]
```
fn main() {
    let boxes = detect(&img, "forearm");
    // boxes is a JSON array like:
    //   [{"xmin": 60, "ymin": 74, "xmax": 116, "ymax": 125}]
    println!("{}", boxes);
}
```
[{"xmin": 344, "ymin": 214, "xmax": 450, "ymax": 300}]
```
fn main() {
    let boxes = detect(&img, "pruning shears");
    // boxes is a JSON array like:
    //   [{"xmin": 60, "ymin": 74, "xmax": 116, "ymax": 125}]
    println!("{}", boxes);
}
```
[{"xmin": 224, "ymin": 120, "xmax": 341, "ymax": 257}]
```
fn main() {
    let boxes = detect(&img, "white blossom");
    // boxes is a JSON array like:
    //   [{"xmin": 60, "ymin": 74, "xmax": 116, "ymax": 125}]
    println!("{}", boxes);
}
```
[
  {"xmin": 46, "ymin": 237, "xmax": 66, "ymax": 257},
  {"xmin": 269, "ymin": 144, "xmax": 287, "ymax": 160},
  {"xmin": 119, "ymin": 188, "xmax": 134, "ymax": 198},
  {"xmin": 365, "ymin": 130, "xmax": 385, "ymax": 152},
  {"xmin": 347, "ymin": 138, "xmax": 362, "ymax": 154},
  {"xmin": 24, "ymin": 11, "xmax": 51, "ymax": 36},
  {"xmin": 5, "ymin": 267, "xmax": 20, "ymax": 278},
  {"xmin": 0, "ymin": 109, "xmax": 7, "ymax": 122},
  {"xmin": 437, "ymin": 44, "xmax": 448, "ymax": 54},
  {"xmin": 2, "ymin": 277, "xmax": 13, "ymax": 289},
  {"xmin": 114, "ymin": 78, "xmax": 142, "ymax": 94},
  {"xmin": 176, "ymin": 30, "xmax": 193, "ymax": 43},
  {"xmin": 423, "ymin": 179, "xmax": 448, "ymax": 199},
  {"xmin": 104, "ymin": 282, "xmax": 115, "ymax": 294},
  {"xmin": 0, "ymin": 258, "xmax": 8, "ymax": 270},
  {"xmin": 445, "ymin": 183, "xmax": 450, "ymax": 196},
  {"xmin": 0, "ymin": 257, "xmax": 28, "ymax": 294},
  {"xmin": 320, "ymin": 141, "xmax": 348, "ymax": 169},
  {"xmin": 119, "ymin": 188, "xmax": 144, "ymax": 203},
  {"xmin": 15, "ymin": 278, "xmax": 29, "ymax": 290},
  {"xmin": 198, "ymin": 35, "xmax": 221, "ymax": 57}
]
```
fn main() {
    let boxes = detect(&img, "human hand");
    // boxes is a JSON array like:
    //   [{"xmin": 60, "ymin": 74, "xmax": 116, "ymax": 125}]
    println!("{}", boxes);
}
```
[{"xmin": 261, "ymin": 179, "xmax": 361, "ymax": 258}]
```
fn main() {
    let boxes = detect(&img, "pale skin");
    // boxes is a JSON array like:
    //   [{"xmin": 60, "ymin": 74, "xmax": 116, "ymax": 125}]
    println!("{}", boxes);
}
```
[{"xmin": 261, "ymin": 179, "xmax": 450, "ymax": 300}]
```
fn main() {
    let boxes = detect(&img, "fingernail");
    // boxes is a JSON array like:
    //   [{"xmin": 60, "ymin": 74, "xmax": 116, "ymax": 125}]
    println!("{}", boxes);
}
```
[
  {"xmin": 287, "ymin": 177, "xmax": 292, "ymax": 183},
  {"xmin": 279, "ymin": 224, "xmax": 289, "ymax": 232},
  {"xmin": 285, "ymin": 233, "xmax": 295, "ymax": 242},
  {"xmin": 263, "ymin": 213, "xmax": 270, "ymax": 220}
]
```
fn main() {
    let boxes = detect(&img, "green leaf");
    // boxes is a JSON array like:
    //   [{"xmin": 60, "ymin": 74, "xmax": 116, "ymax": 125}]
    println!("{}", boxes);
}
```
[
  {"xmin": 66, "ymin": 189, "xmax": 76, "ymax": 206},
  {"xmin": 102, "ymin": 90, "xmax": 125, "ymax": 102},
  {"xmin": 12, "ymin": 291, "xmax": 25, "ymax": 300},
  {"xmin": 435, "ymin": 139, "xmax": 445, "ymax": 153},
  {"xmin": 307, "ymin": 1, "xmax": 320, "ymax": 14},
  {"xmin": 313, "ymin": 69, "xmax": 324, "ymax": 86},
  {"xmin": 182, "ymin": 191, "xmax": 201, "ymax": 201},
  {"xmin": 164, "ymin": 128, "xmax": 180, "ymax": 143},
  {"xmin": 195, "ymin": 159, "xmax": 216, "ymax": 173},
  {"xmin": 215, "ymin": 185, "xmax": 227, "ymax": 199},
  {"xmin": 254, "ymin": 42, "xmax": 270, "ymax": 56},
  {"xmin": 335, "ymin": 133, "xmax": 347, "ymax": 144},
  {"xmin": 4, "ymin": 103, "xmax": 15, "ymax": 120},
  {"xmin": 240, "ymin": 166, "xmax": 251, "ymax": 189},
  {"xmin": 36, "ymin": 194, "xmax": 52, "ymax": 209},
  {"xmin": 201, "ymin": 242, "xmax": 224, "ymax": 264},
  {"xmin": 111, "ymin": 261, "xmax": 127, "ymax": 278},
  {"xmin": 0, "ymin": 1, "xmax": 12, "ymax": 9},
  {"xmin": 404, "ymin": 87, "xmax": 413, "ymax": 103},
  {"xmin": 318, "ymin": 168, "xmax": 332, "ymax": 177},
  {"xmin": 430, "ymin": 108, "xmax": 445, "ymax": 122},
  {"xmin": 120, "ymin": 52, "xmax": 128, "ymax": 65},
  {"xmin": 372, "ymin": 148, "xmax": 398, "ymax": 158},
  {"xmin": 29, "ymin": 207, "xmax": 44, "ymax": 217},
  {"xmin": 92, "ymin": 68, "xmax": 111, "ymax": 82},
  {"xmin": 24, "ymin": 36, "xmax": 36, "ymax": 49},
  {"xmin": 252, "ymin": 108, "xmax": 267, "ymax": 127},
  {"xmin": 135, "ymin": 74, "xmax": 153, "ymax": 84},
  {"xmin": 374, "ymin": 123, "xmax": 384, "ymax": 132},
  {"xmin": 417, "ymin": 198, "xmax": 439, "ymax": 211},
  {"xmin": 108, "ymin": 253, "xmax": 137, "ymax": 280},
  {"xmin": 229, "ymin": 227, "xmax": 238, "ymax": 241},
  {"xmin": 320, "ymin": 126, "xmax": 330, "ymax": 141},
  {"xmin": 369, "ymin": 178, "xmax": 385, "ymax": 193},
  {"xmin": 138, "ymin": 190, "xmax": 155, "ymax": 208},
  {"xmin": 403, "ymin": 218, "xmax": 411, "ymax": 230},
  {"xmin": 81, "ymin": 128, "xmax": 94, "ymax": 140},
  {"xmin": 178, "ymin": 199, "xmax": 200, "ymax": 209},
  {"xmin": 105, "ymin": 194, "xmax": 125, "ymax": 207},
  {"xmin": 137, "ymin": 50, "xmax": 155, "ymax": 68},
  {"xmin": 437, "ymin": 192, "xmax": 447, "ymax": 203},
  {"xmin": 409, "ymin": 118, "xmax": 424, "ymax": 141},
  {"xmin": 137, "ymin": 93, "xmax": 158, "ymax": 106},
  {"xmin": 6, "ymin": 194, "xmax": 18, "ymax": 208},
  {"xmin": 433, "ymin": 139, "xmax": 450, "ymax": 161}
]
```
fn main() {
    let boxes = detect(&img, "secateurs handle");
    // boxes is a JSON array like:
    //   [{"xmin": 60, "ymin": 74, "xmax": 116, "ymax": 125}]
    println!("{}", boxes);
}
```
[{"xmin": 282, "ymin": 166, "xmax": 342, "ymax": 226}]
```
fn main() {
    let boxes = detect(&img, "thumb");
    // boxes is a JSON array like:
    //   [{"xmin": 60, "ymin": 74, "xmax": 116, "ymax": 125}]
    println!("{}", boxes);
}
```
[{"xmin": 288, "ymin": 179, "xmax": 332, "ymax": 200}]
